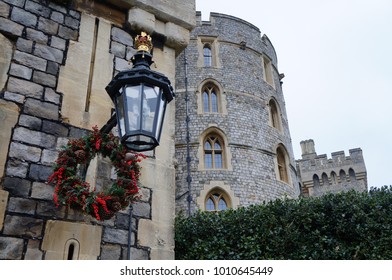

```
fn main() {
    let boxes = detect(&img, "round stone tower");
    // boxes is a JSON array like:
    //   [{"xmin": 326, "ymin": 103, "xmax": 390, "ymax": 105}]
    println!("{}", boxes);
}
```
[{"xmin": 175, "ymin": 12, "xmax": 300, "ymax": 214}]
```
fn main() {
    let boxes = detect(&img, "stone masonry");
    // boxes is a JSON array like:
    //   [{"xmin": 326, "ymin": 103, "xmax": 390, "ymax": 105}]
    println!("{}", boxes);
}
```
[{"xmin": 0, "ymin": 0, "xmax": 154, "ymax": 260}]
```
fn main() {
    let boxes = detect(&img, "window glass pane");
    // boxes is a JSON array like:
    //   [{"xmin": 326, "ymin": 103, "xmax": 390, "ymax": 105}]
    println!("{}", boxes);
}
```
[
  {"xmin": 204, "ymin": 47, "xmax": 212, "ymax": 66},
  {"xmin": 211, "ymin": 92, "xmax": 218, "ymax": 112},
  {"xmin": 203, "ymin": 91, "xmax": 209, "ymax": 112},
  {"xmin": 218, "ymin": 198, "xmax": 227, "ymax": 211},
  {"xmin": 214, "ymin": 140, "xmax": 221, "ymax": 150},
  {"xmin": 205, "ymin": 153, "xmax": 212, "ymax": 169},
  {"xmin": 206, "ymin": 198, "xmax": 215, "ymax": 211},
  {"xmin": 204, "ymin": 141, "xmax": 212, "ymax": 150},
  {"xmin": 215, "ymin": 153, "xmax": 222, "ymax": 168}
]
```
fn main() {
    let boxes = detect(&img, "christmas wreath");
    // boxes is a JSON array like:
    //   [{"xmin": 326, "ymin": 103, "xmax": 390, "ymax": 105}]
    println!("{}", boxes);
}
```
[{"xmin": 48, "ymin": 126, "xmax": 145, "ymax": 220}]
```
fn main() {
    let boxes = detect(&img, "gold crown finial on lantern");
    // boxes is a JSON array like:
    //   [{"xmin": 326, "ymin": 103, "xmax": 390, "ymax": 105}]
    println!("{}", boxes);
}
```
[{"xmin": 134, "ymin": 32, "xmax": 153, "ymax": 52}]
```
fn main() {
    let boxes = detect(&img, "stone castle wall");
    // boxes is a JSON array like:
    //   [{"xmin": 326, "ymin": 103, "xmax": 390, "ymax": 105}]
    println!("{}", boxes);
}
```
[{"xmin": 0, "ymin": 0, "xmax": 194, "ymax": 260}]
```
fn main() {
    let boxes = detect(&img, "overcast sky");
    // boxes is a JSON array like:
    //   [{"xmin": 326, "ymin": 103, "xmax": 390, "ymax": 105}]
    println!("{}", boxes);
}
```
[{"xmin": 196, "ymin": 0, "xmax": 392, "ymax": 188}]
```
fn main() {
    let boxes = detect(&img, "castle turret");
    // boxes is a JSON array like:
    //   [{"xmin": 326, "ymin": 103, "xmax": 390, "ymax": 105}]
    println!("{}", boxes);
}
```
[{"xmin": 175, "ymin": 12, "xmax": 300, "ymax": 214}]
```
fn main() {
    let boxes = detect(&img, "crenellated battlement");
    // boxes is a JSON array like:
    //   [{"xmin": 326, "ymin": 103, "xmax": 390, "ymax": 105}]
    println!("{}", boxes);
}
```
[{"xmin": 297, "ymin": 139, "xmax": 367, "ymax": 197}]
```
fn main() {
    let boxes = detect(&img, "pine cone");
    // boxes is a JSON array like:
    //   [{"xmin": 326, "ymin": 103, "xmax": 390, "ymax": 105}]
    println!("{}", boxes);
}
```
[{"xmin": 74, "ymin": 150, "xmax": 86, "ymax": 160}]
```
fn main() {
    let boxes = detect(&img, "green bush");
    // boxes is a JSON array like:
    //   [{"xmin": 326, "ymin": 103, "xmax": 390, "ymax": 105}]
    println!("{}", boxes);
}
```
[{"xmin": 175, "ymin": 186, "xmax": 392, "ymax": 259}]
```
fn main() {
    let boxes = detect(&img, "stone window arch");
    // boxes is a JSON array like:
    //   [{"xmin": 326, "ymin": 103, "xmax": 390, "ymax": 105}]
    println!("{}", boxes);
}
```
[
  {"xmin": 276, "ymin": 144, "xmax": 290, "ymax": 184},
  {"xmin": 198, "ymin": 127, "xmax": 232, "ymax": 171},
  {"xmin": 205, "ymin": 188, "xmax": 230, "ymax": 212},
  {"xmin": 203, "ymin": 133, "xmax": 224, "ymax": 169},
  {"xmin": 331, "ymin": 171, "xmax": 338, "ymax": 184},
  {"xmin": 322, "ymin": 173, "xmax": 329, "ymax": 186},
  {"xmin": 349, "ymin": 168, "xmax": 356, "ymax": 181},
  {"xmin": 203, "ymin": 43, "xmax": 212, "ymax": 67},
  {"xmin": 313, "ymin": 174, "xmax": 320, "ymax": 187},
  {"xmin": 202, "ymin": 83, "xmax": 219, "ymax": 113},
  {"xmin": 196, "ymin": 79, "xmax": 227, "ymax": 115},
  {"xmin": 262, "ymin": 55, "xmax": 275, "ymax": 88},
  {"xmin": 196, "ymin": 181, "xmax": 239, "ymax": 211},
  {"xmin": 268, "ymin": 98, "xmax": 282, "ymax": 131},
  {"xmin": 339, "ymin": 170, "xmax": 347, "ymax": 182}
]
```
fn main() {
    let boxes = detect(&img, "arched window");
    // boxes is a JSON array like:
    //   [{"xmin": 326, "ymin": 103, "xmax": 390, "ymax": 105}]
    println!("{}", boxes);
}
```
[
  {"xmin": 269, "ymin": 98, "xmax": 281, "ymax": 130},
  {"xmin": 205, "ymin": 189, "xmax": 230, "ymax": 212},
  {"xmin": 331, "ymin": 171, "xmax": 337, "ymax": 184},
  {"xmin": 339, "ymin": 170, "xmax": 347, "ymax": 182},
  {"xmin": 204, "ymin": 134, "xmax": 224, "ymax": 169},
  {"xmin": 64, "ymin": 239, "xmax": 80, "ymax": 260},
  {"xmin": 313, "ymin": 174, "xmax": 320, "ymax": 187},
  {"xmin": 349, "ymin": 168, "xmax": 356, "ymax": 181},
  {"xmin": 322, "ymin": 173, "xmax": 329, "ymax": 186},
  {"xmin": 276, "ymin": 145, "xmax": 289, "ymax": 183},
  {"xmin": 203, "ymin": 44, "xmax": 212, "ymax": 67},
  {"xmin": 202, "ymin": 83, "xmax": 219, "ymax": 113}
]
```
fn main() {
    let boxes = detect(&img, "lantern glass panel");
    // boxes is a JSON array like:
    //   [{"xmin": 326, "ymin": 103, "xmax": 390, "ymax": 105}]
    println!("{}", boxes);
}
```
[
  {"xmin": 141, "ymin": 85, "xmax": 159, "ymax": 133},
  {"xmin": 125, "ymin": 85, "xmax": 142, "ymax": 131},
  {"xmin": 115, "ymin": 89, "xmax": 126, "ymax": 137}
]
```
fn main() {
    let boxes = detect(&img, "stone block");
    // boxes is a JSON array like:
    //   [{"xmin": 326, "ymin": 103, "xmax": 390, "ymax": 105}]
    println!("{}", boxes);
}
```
[
  {"xmin": 122, "ymin": 247, "xmax": 149, "ymax": 260},
  {"xmin": 24, "ymin": 98, "xmax": 59, "ymax": 120},
  {"xmin": 103, "ymin": 227, "xmax": 133, "ymax": 246},
  {"xmin": 31, "ymin": 182, "xmax": 54, "ymax": 200},
  {"xmin": 16, "ymin": 38, "xmax": 33, "ymax": 53},
  {"xmin": 42, "ymin": 220, "xmax": 102, "ymax": 260},
  {"xmin": 51, "ymin": 11, "xmax": 64, "ymax": 23},
  {"xmin": 3, "ymin": 215, "xmax": 43, "ymax": 238},
  {"xmin": 58, "ymin": 25, "xmax": 78, "ymax": 40},
  {"xmin": 64, "ymin": 15, "xmax": 79, "ymax": 29},
  {"xmin": 9, "ymin": 141, "xmax": 41, "ymax": 162},
  {"xmin": 50, "ymin": 36, "xmax": 66, "ymax": 50},
  {"xmin": 48, "ymin": 2, "xmax": 67, "ymax": 13},
  {"xmin": 6, "ymin": 158, "xmax": 29, "ymax": 178},
  {"xmin": 46, "ymin": 61, "xmax": 59, "ymax": 75},
  {"xmin": 69, "ymin": 10, "xmax": 80, "ymax": 19},
  {"xmin": 26, "ymin": 28, "xmax": 48, "ymax": 44},
  {"xmin": 36, "ymin": 200, "xmax": 65, "ymax": 218},
  {"xmin": 112, "ymin": 27, "xmax": 133, "ymax": 46},
  {"xmin": 0, "ymin": 1, "xmax": 10, "ymax": 17},
  {"xmin": 33, "ymin": 71, "xmax": 57, "ymax": 87},
  {"xmin": 11, "ymin": 7, "xmax": 37, "ymax": 28},
  {"xmin": 3, "ymin": 0, "xmax": 25, "ymax": 7},
  {"xmin": 0, "ymin": 237, "xmax": 24, "ymax": 260},
  {"xmin": 29, "ymin": 164, "xmax": 54, "ymax": 181},
  {"xmin": 133, "ymin": 202, "xmax": 151, "ymax": 218},
  {"xmin": 25, "ymin": 0, "xmax": 50, "ymax": 17},
  {"xmin": 3, "ymin": 91, "xmax": 25, "ymax": 104},
  {"xmin": 0, "ymin": 17, "xmax": 23, "ymax": 37},
  {"xmin": 19, "ymin": 114, "xmax": 42, "ymax": 130},
  {"xmin": 13, "ymin": 126, "xmax": 56, "ymax": 148},
  {"xmin": 13, "ymin": 50, "xmax": 47, "ymax": 71},
  {"xmin": 38, "ymin": 17, "xmax": 59, "ymax": 35},
  {"xmin": 7, "ymin": 197, "xmax": 36, "ymax": 215},
  {"xmin": 34, "ymin": 44, "xmax": 64, "ymax": 64},
  {"xmin": 115, "ymin": 213, "xmax": 136, "ymax": 231},
  {"xmin": 110, "ymin": 41, "xmax": 126, "ymax": 58},
  {"xmin": 44, "ymin": 88, "xmax": 60, "ymax": 104},
  {"xmin": 7, "ymin": 77, "xmax": 44, "ymax": 98},
  {"xmin": 25, "ymin": 239, "xmax": 43, "ymax": 260},
  {"xmin": 100, "ymin": 244, "xmax": 121, "ymax": 260},
  {"xmin": 127, "ymin": 8, "xmax": 155, "ymax": 36},
  {"xmin": 9, "ymin": 63, "xmax": 33, "ymax": 80},
  {"xmin": 42, "ymin": 120, "xmax": 68, "ymax": 137},
  {"xmin": 41, "ymin": 149, "xmax": 58, "ymax": 165}
]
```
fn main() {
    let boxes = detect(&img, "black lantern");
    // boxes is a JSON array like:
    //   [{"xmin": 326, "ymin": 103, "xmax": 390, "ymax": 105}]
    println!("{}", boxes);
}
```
[{"xmin": 105, "ymin": 32, "xmax": 175, "ymax": 152}]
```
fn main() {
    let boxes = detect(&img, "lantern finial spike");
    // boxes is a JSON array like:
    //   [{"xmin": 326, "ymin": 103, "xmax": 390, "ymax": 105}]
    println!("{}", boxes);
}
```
[{"xmin": 134, "ymin": 32, "xmax": 153, "ymax": 53}]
